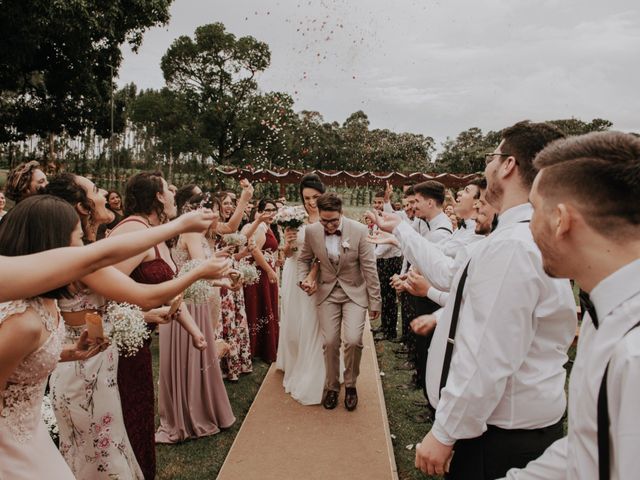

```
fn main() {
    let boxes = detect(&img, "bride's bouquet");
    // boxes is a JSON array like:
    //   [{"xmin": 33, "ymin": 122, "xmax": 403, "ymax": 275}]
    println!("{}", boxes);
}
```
[
  {"xmin": 221, "ymin": 233, "xmax": 247, "ymax": 254},
  {"xmin": 177, "ymin": 259, "xmax": 215, "ymax": 303},
  {"xmin": 105, "ymin": 302, "xmax": 150, "ymax": 357},
  {"xmin": 274, "ymin": 206, "xmax": 308, "ymax": 229},
  {"xmin": 41, "ymin": 394, "xmax": 59, "ymax": 444},
  {"xmin": 236, "ymin": 260, "xmax": 261, "ymax": 286}
]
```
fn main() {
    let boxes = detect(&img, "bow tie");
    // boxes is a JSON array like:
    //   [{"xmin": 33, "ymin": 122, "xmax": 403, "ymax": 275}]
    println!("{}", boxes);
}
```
[
  {"xmin": 459, "ymin": 219, "xmax": 466, "ymax": 229},
  {"xmin": 579, "ymin": 290, "xmax": 599, "ymax": 328},
  {"xmin": 326, "ymin": 229, "xmax": 342, "ymax": 236}
]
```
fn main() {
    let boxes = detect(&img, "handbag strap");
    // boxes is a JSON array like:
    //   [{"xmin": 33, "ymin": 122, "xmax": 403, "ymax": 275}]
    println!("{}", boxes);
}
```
[{"xmin": 598, "ymin": 319, "xmax": 640, "ymax": 480}]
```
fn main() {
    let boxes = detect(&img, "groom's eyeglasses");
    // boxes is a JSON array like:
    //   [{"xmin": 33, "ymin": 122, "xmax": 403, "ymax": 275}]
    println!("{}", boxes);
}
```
[{"xmin": 319, "ymin": 217, "xmax": 341, "ymax": 225}]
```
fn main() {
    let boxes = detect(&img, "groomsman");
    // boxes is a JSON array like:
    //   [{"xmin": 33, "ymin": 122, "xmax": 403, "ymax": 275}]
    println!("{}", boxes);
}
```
[
  {"xmin": 376, "ymin": 121, "xmax": 578, "ymax": 478},
  {"xmin": 502, "ymin": 131, "xmax": 640, "ymax": 479},
  {"xmin": 372, "ymin": 191, "xmax": 403, "ymax": 340}
]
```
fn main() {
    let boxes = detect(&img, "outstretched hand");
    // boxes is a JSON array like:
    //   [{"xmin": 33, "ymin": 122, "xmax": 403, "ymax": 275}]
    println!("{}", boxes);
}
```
[
  {"xmin": 364, "ymin": 210, "xmax": 402, "ymax": 233},
  {"xmin": 239, "ymin": 179, "xmax": 254, "ymax": 201},
  {"xmin": 179, "ymin": 209, "xmax": 217, "ymax": 234}
]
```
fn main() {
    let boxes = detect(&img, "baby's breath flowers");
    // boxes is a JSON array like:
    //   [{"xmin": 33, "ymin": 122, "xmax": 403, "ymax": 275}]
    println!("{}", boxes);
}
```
[
  {"xmin": 105, "ymin": 302, "xmax": 150, "ymax": 357},
  {"xmin": 178, "ymin": 259, "xmax": 215, "ymax": 303}
]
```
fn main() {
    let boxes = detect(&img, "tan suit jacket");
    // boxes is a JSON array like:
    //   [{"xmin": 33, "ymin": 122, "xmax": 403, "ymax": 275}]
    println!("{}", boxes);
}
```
[{"xmin": 297, "ymin": 217, "xmax": 382, "ymax": 312}]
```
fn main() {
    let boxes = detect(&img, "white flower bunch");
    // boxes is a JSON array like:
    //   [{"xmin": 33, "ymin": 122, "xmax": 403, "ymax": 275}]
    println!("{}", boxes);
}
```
[
  {"xmin": 105, "ymin": 302, "xmax": 150, "ymax": 357},
  {"xmin": 274, "ymin": 205, "xmax": 308, "ymax": 229},
  {"xmin": 237, "ymin": 261, "xmax": 261, "ymax": 286},
  {"xmin": 178, "ymin": 259, "xmax": 214, "ymax": 303},
  {"xmin": 41, "ymin": 394, "xmax": 59, "ymax": 442},
  {"xmin": 222, "ymin": 233, "xmax": 247, "ymax": 247}
]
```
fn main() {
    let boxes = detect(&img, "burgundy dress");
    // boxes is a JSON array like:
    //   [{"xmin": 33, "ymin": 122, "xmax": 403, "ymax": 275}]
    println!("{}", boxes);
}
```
[
  {"xmin": 115, "ymin": 219, "xmax": 175, "ymax": 480},
  {"xmin": 243, "ymin": 227, "xmax": 280, "ymax": 363}
]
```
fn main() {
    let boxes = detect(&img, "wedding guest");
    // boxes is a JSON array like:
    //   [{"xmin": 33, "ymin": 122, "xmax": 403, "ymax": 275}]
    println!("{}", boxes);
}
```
[
  {"xmin": 4, "ymin": 160, "xmax": 48, "ymax": 203},
  {"xmin": 0, "ymin": 195, "xmax": 107, "ymax": 480},
  {"xmin": 97, "ymin": 191, "xmax": 125, "ymax": 240},
  {"xmin": 0, "ymin": 190, "xmax": 7, "ymax": 221},
  {"xmin": 0, "ymin": 206, "xmax": 219, "ymax": 303},
  {"xmin": 156, "ymin": 192, "xmax": 235, "ymax": 444},
  {"xmin": 372, "ymin": 190, "xmax": 403, "ymax": 341},
  {"xmin": 502, "ymin": 131, "xmax": 640, "ymax": 479},
  {"xmin": 216, "ymin": 192, "xmax": 254, "ymax": 381},
  {"xmin": 175, "ymin": 184, "xmax": 202, "ymax": 214},
  {"xmin": 242, "ymin": 199, "xmax": 280, "ymax": 362},
  {"xmin": 379, "ymin": 121, "xmax": 576, "ymax": 478},
  {"xmin": 168, "ymin": 184, "xmax": 178, "ymax": 195},
  {"xmin": 276, "ymin": 173, "xmax": 327, "ymax": 404},
  {"xmin": 108, "ymin": 171, "xmax": 215, "ymax": 479}
]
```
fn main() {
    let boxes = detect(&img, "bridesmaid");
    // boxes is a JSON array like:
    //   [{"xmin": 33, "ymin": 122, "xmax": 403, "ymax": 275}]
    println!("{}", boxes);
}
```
[
  {"xmin": 109, "ymin": 172, "xmax": 218, "ymax": 480},
  {"xmin": 0, "ymin": 196, "xmax": 104, "ymax": 480},
  {"xmin": 242, "ymin": 199, "xmax": 280, "ymax": 363},
  {"xmin": 155, "ymin": 193, "xmax": 236, "ymax": 443}
]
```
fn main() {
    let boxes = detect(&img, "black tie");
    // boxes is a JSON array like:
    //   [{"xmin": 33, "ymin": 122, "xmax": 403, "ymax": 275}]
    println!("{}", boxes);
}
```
[
  {"xmin": 579, "ymin": 289, "xmax": 599, "ymax": 328},
  {"xmin": 459, "ymin": 219, "xmax": 466, "ymax": 229}
]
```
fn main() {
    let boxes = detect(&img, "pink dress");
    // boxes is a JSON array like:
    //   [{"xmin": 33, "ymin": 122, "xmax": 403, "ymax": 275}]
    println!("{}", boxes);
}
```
[
  {"xmin": 0, "ymin": 299, "xmax": 74, "ymax": 480},
  {"xmin": 154, "ymin": 237, "xmax": 235, "ymax": 443}
]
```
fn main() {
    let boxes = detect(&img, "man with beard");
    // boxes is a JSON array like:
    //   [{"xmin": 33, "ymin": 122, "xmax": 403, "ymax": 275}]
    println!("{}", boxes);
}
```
[
  {"xmin": 374, "ymin": 121, "xmax": 578, "ymax": 478},
  {"xmin": 502, "ymin": 131, "xmax": 640, "ymax": 479}
]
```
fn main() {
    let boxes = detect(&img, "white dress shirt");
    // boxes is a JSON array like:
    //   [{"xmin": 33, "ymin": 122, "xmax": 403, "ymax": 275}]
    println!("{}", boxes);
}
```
[
  {"xmin": 440, "ymin": 218, "xmax": 479, "ymax": 258},
  {"xmin": 324, "ymin": 217, "xmax": 344, "ymax": 264},
  {"xmin": 412, "ymin": 203, "xmax": 576, "ymax": 445},
  {"xmin": 425, "ymin": 212, "xmax": 453, "ymax": 244},
  {"xmin": 394, "ymin": 221, "xmax": 483, "ymax": 291},
  {"xmin": 383, "ymin": 201, "xmax": 410, "ymax": 223},
  {"xmin": 502, "ymin": 259, "xmax": 640, "ymax": 480},
  {"xmin": 373, "ymin": 225, "xmax": 402, "ymax": 259}
]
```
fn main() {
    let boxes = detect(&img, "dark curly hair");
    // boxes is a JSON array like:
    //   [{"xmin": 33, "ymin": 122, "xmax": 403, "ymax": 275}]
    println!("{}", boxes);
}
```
[
  {"xmin": 124, "ymin": 171, "xmax": 168, "ymax": 223},
  {"xmin": 0, "ymin": 195, "xmax": 78, "ymax": 299},
  {"xmin": 45, "ymin": 173, "xmax": 95, "ymax": 237},
  {"xmin": 5, "ymin": 161, "xmax": 43, "ymax": 203},
  {"xmin": 299, "ymin": 173, "xmax": 325, "ymax": 200},
  {"xmin": 175, "ymin": 184, "xmax": 200, "ymax": 215}
]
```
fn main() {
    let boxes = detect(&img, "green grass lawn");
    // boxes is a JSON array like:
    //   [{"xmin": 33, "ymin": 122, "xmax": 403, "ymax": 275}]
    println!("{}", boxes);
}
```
[{"xmin": 151, "ymin": 337, "xmax": 270, "ymax": 479}]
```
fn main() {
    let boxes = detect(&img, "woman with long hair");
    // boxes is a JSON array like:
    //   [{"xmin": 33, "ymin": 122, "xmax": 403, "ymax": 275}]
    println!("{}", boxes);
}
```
[
  {"xmin": 155, "ymin": 192, "xmax": 237, "ymax": 443},
  {"xmin": 241, "ymin": 198, "xmax": 280, "ymax": 363},
  {"xmin": 44, "ymin": 173, "xmax": 230, "ymax": 479},
  {"xmin": 0, "ymin": 195, "xmax": 107, "ymax": 480},
  {"xmin": 108, "ymin": 172, "xmax": 230, "ymax": 479}
]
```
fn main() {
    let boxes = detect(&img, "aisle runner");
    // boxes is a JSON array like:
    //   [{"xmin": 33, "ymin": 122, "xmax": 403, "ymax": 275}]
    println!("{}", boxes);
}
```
[{"xmin": 217, "ymin": 324, "xmax": 398, "ymax": 480}]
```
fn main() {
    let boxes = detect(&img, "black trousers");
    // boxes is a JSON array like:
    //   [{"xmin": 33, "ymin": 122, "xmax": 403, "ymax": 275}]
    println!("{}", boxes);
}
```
[
  {"xmin": 408, "ymin": 295, "xmax": 440, "ymax": 390},
  {"xmin": 376, "ymin": 256, "xmax": 403, "ymax": 338},
  {"xmin": 446, "ymin": 420, "xmax": 564, "ymax": 480},
  {"xmin": 399, "ymin": 291, "xmax": 414, "ymax": 343}
]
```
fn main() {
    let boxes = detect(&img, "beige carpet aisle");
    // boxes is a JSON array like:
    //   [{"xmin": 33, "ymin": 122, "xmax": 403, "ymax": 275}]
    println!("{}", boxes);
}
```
[{"xmin": 217, "ymin": 324, "xmax": 398, "ymax": 480}]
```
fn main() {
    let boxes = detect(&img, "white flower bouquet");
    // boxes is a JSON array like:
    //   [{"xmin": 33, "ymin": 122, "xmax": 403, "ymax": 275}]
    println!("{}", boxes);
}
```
[
  {"xmin": 41, "ymin": 394, "xmax": 59, "ymax": 443},
  {"xmin": 177, "ymin": 259, "xmax": 214, "ymax": 303},
  {"xmin": 105, "ymin": 302, "xmax": 150, "ymax": 357},
  {"xmin": 274, "ymin": 206, "xmax": 308, "ymax": 229},
  {"xmin": 237, "ymin": 261, "xmax": 261, "ymax": 286},
  {"xmin": 221, "ymin": 233, "xmax": 247, "ymax": 254}
]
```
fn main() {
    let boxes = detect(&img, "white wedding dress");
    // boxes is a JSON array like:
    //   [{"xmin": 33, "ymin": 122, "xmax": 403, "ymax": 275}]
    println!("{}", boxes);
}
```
[{"xmin": 276, "ymin": 225, "xmax": 327, "ymax": 405}]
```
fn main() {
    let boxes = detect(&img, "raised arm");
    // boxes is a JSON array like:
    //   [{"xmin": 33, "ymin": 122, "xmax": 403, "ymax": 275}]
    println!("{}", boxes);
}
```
[
  {"xmin": 216, "ymin": 179, "xmax": 254, "ymax": 234},
  {"xmin": 0, "ymin": 210, "xmax": 216, "ymax": 302}
]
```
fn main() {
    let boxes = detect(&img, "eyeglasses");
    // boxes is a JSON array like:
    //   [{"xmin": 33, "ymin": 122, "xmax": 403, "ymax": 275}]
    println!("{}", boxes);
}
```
[
  {"xmin": 319, "ymin": 217, "xmax": 341, "ymax": 225},
  {"xmin": 484, "ymin": 152, "xmax": 514, "ymax": 165}
]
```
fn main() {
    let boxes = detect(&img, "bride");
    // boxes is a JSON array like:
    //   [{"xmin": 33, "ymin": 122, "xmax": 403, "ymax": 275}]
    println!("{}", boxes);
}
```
[{"xmin": 276, "ymin": 173, "xmax": 329, "ymax": 405}]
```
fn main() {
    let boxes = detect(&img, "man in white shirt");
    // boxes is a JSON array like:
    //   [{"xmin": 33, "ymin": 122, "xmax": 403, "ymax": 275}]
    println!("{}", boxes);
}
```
[
  {"xmin": 501, "ymin": 131, "xmax": 640, "ymax": 480},
  {"xmin": 372, "ymin": 190, "xmax": 403, "ymax": 340},
  {"xmin": 374, "ymin": 121, "xmax": 578, "ymax": 478}
]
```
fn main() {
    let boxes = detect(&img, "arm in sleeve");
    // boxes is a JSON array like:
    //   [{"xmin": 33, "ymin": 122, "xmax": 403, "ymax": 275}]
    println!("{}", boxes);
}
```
[
  {"xmin": 431, "ymin": 240, "xmax": 542, "ymax": 444},
  {"xmin": 427, "ymin": 287, "xmax": 449, "ymax": 307},
  {"xmin": 610, "ymin": 339, "xmax": 640, "ymax": 479},
  {"xmin": 359, "ymin": 228, "xmax": 382, "ymax": 312},
  {"xmin": 500, "ymin": 437, "xmax": 568, "ymax": 480},
  {"xmin": 393, "ymin": 221, "xmax": 457, "ymax": 291},
  {"xmin": 297, "ymin": 228, "xmax": 314, "ymax": 284}
]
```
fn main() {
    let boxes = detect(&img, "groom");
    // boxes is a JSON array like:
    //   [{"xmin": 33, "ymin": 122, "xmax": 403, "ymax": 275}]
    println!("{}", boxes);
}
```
[{"xmin": 298, "ymin": 192, "xmax": 381, "ymax": 411}]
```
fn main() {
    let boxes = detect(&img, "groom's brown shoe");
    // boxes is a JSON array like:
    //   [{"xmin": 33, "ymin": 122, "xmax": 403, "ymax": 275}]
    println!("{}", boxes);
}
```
[
  {"xmin": 344, "ymin": 387, "xmax": 358, "ymax": 411},
  {"xmin": 323, "ymin": 390, "xmax": 339, "ymax": 410}
]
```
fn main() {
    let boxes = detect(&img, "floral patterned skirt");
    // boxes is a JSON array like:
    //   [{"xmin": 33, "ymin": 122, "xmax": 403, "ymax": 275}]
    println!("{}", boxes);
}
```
[
  {"xmin": 216, "ymin": 287, "xmax": 253, "ymax": 381},
  {"xmin": 50, "ymin": 324, "xmax": 143, "ymax": 479}
]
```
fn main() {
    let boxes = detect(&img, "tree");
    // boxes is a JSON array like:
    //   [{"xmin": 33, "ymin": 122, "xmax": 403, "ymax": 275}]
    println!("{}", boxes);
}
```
[
  {"xmin": 160, "ymin": 22, "xmax": 271, "ymax": 163},
  {"xmin": 0, "ymin": 0, "xmax": 173, "ymax": 151}
]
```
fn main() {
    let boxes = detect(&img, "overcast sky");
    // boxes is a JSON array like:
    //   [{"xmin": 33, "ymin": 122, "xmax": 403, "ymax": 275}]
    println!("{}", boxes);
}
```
[{"xmin": 119, "ymin": 0, "xmax": 640, "ymax": 145}]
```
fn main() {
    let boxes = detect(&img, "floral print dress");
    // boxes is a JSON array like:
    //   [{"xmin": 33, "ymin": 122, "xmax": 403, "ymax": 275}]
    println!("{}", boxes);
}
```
[{"xmin": 49, "ymin": 289, "xmax": 143, "ymax": 479}]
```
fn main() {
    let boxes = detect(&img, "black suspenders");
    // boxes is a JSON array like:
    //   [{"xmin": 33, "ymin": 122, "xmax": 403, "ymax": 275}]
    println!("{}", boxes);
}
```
[{"xmin": 598, "ymin": 320, "xmax": 640, "ymax": 480}]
